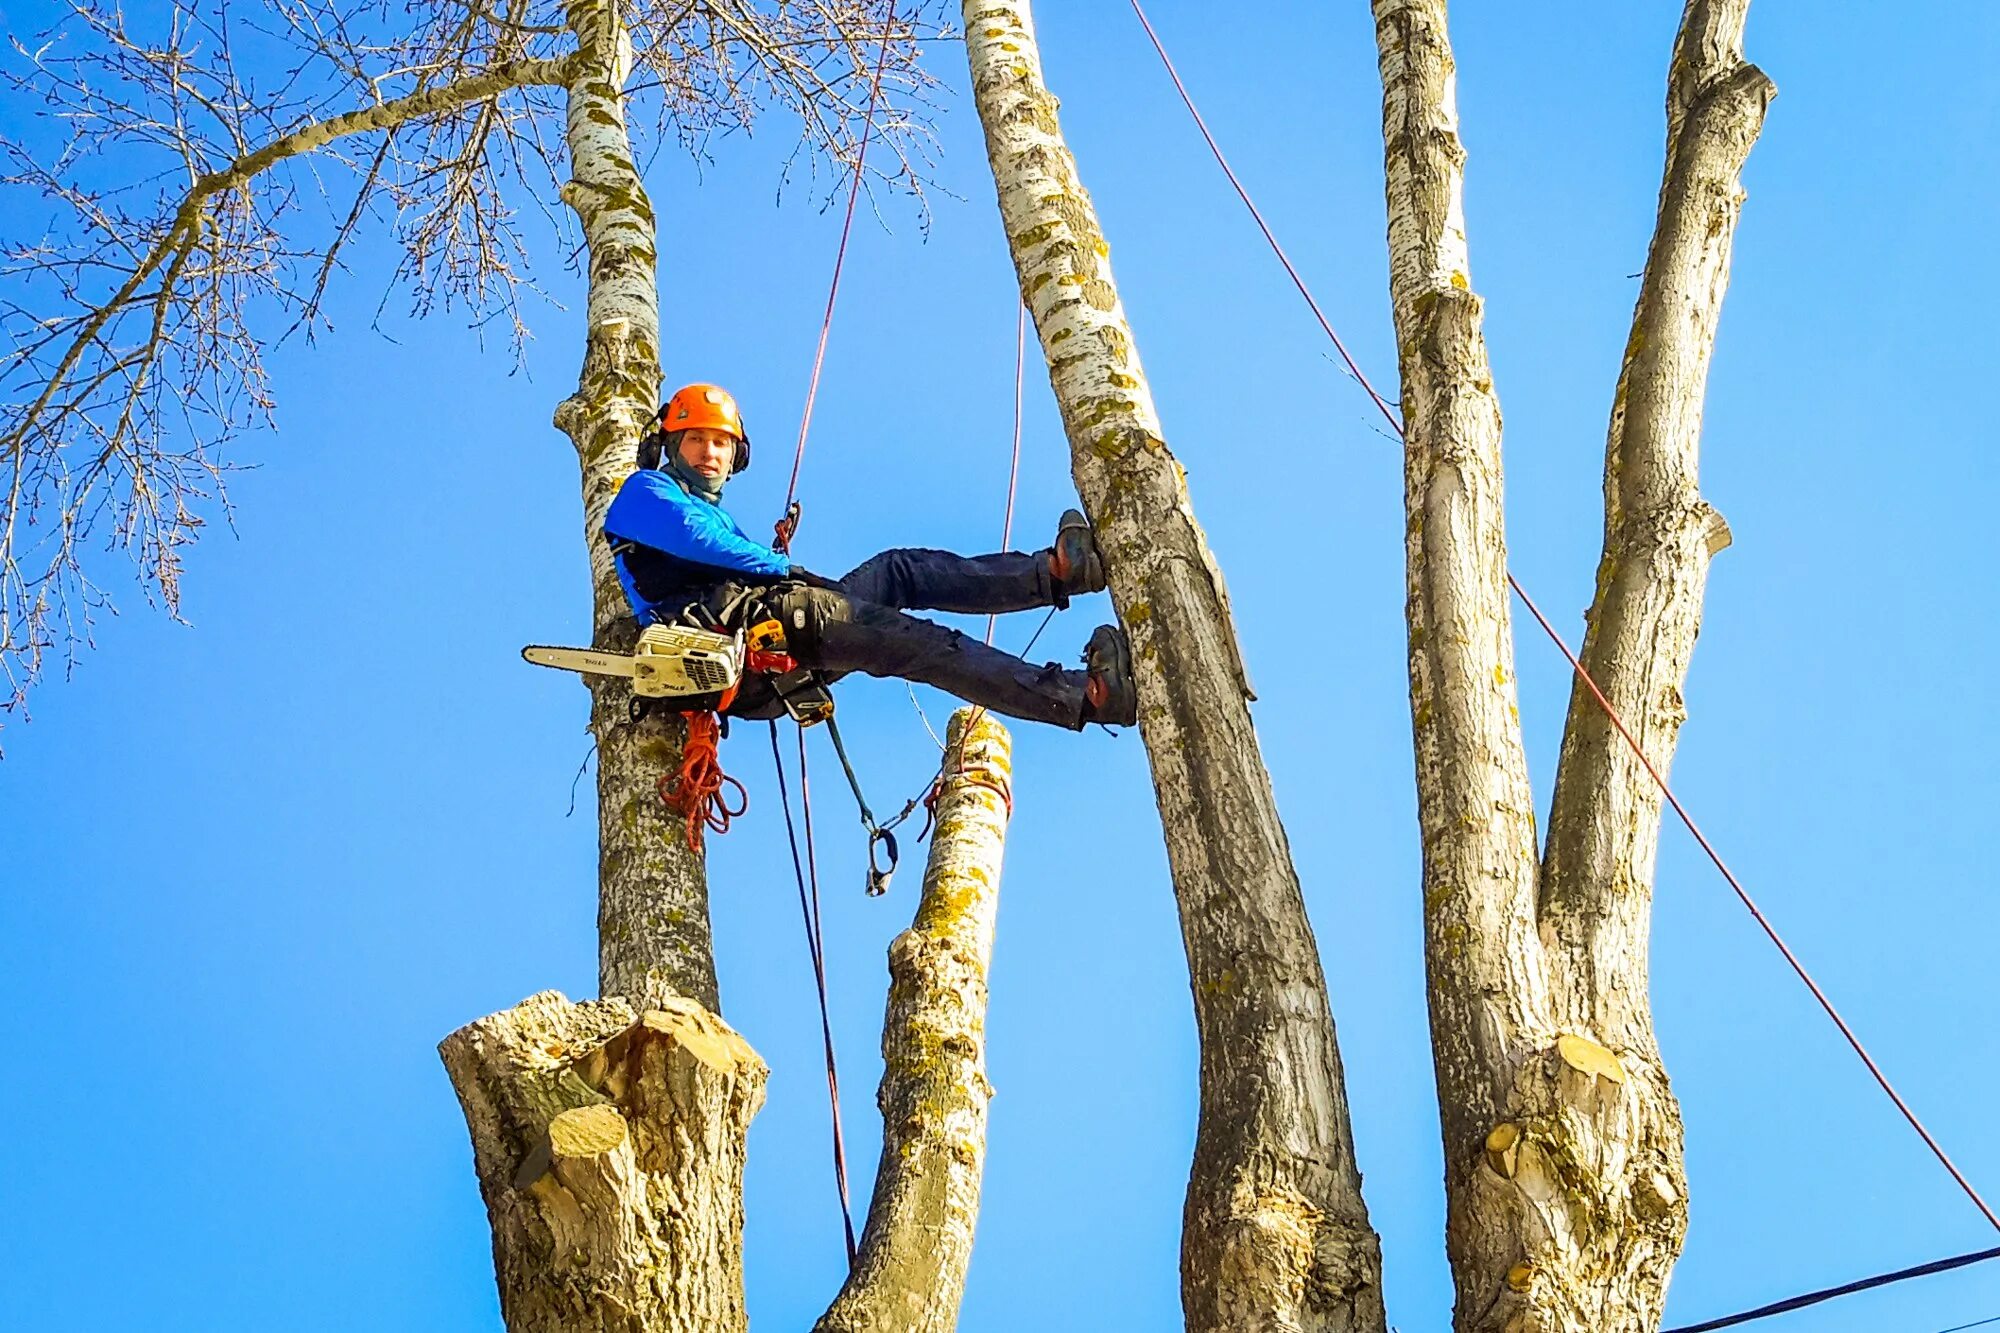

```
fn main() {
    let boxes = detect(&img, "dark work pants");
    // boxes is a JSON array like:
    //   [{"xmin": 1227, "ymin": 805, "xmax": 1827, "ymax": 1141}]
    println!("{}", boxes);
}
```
[{"xmin": 710, "ymin": 548, "xmax": 1089, "ymax": 730}]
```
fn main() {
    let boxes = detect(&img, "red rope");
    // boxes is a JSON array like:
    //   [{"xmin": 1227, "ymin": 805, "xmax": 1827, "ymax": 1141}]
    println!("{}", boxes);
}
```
[
  {"xmin": 1129, "ymin": 0, "xmax": 2000, "ymax": 1231},
  {"xmin": 781, "ymin": 0, "xmax": 901, "ymax": 522},
  {"xmin": 1127, "ymin": 0, "xmax": 1400, "ymax": 438},
  {"xmin": 657, "ymin": 710, "xmax": 746, "ymax": 853},
  {"xmin": 986, "ymin": 303, "xmax": 1028, "ymax": 646},
  {"xmin": 1512, "ymin": 582, "xmax": 2000, "ymax": 1230}
]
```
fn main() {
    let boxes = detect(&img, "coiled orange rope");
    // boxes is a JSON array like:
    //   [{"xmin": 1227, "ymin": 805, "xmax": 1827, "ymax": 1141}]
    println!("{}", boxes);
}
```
[{"xmin": 658, "ymin": 711, "xmax": 746, "ymax": 853}]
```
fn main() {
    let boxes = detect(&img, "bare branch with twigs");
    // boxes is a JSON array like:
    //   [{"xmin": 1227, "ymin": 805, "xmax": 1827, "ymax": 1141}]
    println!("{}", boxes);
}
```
[{"xmin": 0, "ymin": 0, "xmax": 945, "ymax": 716}]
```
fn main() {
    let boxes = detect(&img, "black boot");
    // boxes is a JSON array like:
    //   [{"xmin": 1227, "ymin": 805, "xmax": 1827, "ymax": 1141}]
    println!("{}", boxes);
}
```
[
  {"xmin": 1048, "ymin": 508, "xmax": 1107, "ymax": 603},
  {"xmin": 1082, "ymin": 624, "xmax": 1137, "ymax": 727}
]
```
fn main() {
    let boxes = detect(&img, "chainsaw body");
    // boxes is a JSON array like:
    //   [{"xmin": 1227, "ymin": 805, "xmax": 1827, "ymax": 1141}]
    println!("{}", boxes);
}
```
[{"xmin": 523, "ymin": 618, "xmax": 833, "ymax": 725}]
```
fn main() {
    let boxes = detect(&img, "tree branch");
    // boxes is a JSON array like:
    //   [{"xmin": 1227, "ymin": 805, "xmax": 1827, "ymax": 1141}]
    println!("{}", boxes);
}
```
[
  {"xmin": 10, "ymin": 51, "xmax": 575, "ymax": 452},
  {"xmin": 1369, "ymin": 0, "xmax": 1550, "ymax": 1180},
  {"xmin": 0, "ymin": 43, "xmax": 578, "ymax": 707},
  {"xmin": 1370, "ymin": 3, "xmax": 1773, "ymax": 1327},
  {"xmin": 1539, "ymin": 1, "xmax": 1774, "ymax": 1027},
  {"xmin": 817, "ymin": 708, "xmax": 1011, "ymax": 1333}
]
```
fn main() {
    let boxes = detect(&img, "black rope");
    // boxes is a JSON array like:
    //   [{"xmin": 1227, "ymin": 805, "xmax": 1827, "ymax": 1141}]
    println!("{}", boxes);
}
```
[
  {"xmin": 768, "ymin": 721, "xmax": 859, "ymax": 1267},
  {"xmin": 1664, "ymin": 1245, "xmax": 2000, "ymax": 1332},
  {"xmin": 1936, "ymin": 1315, "xmax": 2000, "ymax": 1333},
  {"xmin": 822, "ymin": 712, "xmax": 900, "ymax": 896}
]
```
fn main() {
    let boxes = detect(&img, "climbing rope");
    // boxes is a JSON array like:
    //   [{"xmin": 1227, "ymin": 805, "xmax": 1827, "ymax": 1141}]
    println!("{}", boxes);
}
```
[
  {"xmin": 986, "ymin": 303, "xmax": 1028, "ymax": 646},
  {"xmin": 657, "ymin": 709, "xmax": 746, "ymax": 853},
  {"xmin": 751, "ymin": 0, "xmax": 903, "ymax": 1269},
  {"xmin": 901, "ymin": 604, "xmax": 1055, "ymax": 843},
  {"xmin": 1128, "ymin": 0, "xmax": 2000, "ymax": 1235},
  {"xmin": 891, "ymin": 306, "xmax": 1041, "ymax": 837}
]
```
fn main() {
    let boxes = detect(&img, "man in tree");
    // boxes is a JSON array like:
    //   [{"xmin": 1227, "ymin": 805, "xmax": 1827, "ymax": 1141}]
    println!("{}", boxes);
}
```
[{"xmin": 604, "ymin": 383, "xmax": 1138, "ymax": 729}]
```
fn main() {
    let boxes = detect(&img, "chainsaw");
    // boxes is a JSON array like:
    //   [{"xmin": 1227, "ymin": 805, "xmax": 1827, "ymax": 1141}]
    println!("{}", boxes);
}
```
[
  {"xmin": 522, "ymin": 618, "xmax": 834, "ymax": 725},
  {"xmin": 523, "ymin": 622, "xmax": 746, "ymax": 700}
]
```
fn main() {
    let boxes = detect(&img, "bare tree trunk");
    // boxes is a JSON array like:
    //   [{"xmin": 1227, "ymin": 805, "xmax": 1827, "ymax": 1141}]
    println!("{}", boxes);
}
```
[
  {"xmin": 962, "ymin": 7, "xmax": 1386, "ymax": 1330},
  {"xmin": 440, "ymin": 10, "xmax": 744, "ymax": 1329},
  {"xmin": 442, "ymin": 713, "xmax": 1013, "ymax": 1333},
  {"xmin": 1369, "ymin": 2, "xmax": 1770, "ymax": 1328},
  {"xmin": 818, "ymin": 709, "xmax": 1013, "ymax": 1333},
  {"xmin": 548, "ymin": 0, "xmax": 715, "ymax": 1011},
  {"xmin": 439, "ymin": 992, "xmax": 768, "ymax": 1333}
]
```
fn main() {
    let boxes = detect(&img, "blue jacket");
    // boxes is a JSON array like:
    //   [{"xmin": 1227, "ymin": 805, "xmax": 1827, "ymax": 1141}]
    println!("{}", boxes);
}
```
[{"xmin": 604, "ymin": 469, "xmax": 792, "ymax": 624}]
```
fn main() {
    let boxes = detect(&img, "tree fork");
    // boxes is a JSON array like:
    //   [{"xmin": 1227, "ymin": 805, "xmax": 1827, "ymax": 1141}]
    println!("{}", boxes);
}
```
[
  {"xmin": 962, "ymin": 6, "xmax": 1386, "ymax": 1329},
  {"xmin": 1371, "ymin": 1, "xmax": 1772, "ymax": 1327}
]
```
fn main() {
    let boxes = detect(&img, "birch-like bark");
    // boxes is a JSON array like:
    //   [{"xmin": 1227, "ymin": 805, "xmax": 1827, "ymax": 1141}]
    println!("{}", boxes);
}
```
[
  {"xmin": 1371, "ymin": 2, "xmax": 1771, "ymax": 1328},
  {"xmin": 548, "ymin": 0, "xmax": 715, "ymax": 1010},
  {"xmin": 817, "ymin": 709, "xmax": 1012, "ymax": 1333},
  {"xmin": 964, "ymin": 7, "xmax": 1385, "ymax": 1329},
  {"xmin": 439, "ymin": 991, "xmax": 768, "ymax": 1333}
]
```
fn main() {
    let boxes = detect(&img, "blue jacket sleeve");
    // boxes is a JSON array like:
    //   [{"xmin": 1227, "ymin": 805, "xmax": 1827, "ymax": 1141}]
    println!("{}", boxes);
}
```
[{"xmin": 605, "ymin": 470, "xmax": 792, "ymax": 578}]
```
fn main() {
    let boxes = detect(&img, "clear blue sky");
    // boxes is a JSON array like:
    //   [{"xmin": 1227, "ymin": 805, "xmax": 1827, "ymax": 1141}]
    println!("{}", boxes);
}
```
[{"xmin": 4, "ymin": 3, "xmax": 1997, "ymax": 1329}]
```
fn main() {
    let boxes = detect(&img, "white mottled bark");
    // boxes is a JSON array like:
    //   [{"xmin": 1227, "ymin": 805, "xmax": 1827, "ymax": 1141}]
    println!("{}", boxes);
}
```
[
  {"xmin": 439, "ymin": 991, "xmax": 767, "ymax": 1333},
  {"xmin": 547, "ymin": 0, "xmax": 713, "ymax": 1010},
  {"xmin": 817, "ymin": 709, "xmax": 1012, "ymax": 1333},
  {"xmin": 964, "ymin": 7, "xmax": 1386, "ymax": 1330},
  {"xmin": 1370, "ymin": 2, "xmax": 1771, "ymax": 1328}
]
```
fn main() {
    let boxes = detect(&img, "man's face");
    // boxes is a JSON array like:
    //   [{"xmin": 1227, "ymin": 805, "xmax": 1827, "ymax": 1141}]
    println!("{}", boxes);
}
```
[{"xmin": 675, "ymin": 427, "xmax": 738, "ymax": 482}]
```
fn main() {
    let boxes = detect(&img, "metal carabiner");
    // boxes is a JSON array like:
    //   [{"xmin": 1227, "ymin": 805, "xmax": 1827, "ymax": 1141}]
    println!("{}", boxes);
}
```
[{"xmin": 865, "ymin": 826, "xmax": 899, "ymax": 897}]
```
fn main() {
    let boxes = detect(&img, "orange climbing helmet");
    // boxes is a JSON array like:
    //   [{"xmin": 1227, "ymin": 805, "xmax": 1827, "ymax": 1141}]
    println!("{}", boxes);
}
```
[{"xmin": 660, "ymin": 383, "xmax": 750, "ymax": 473}]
